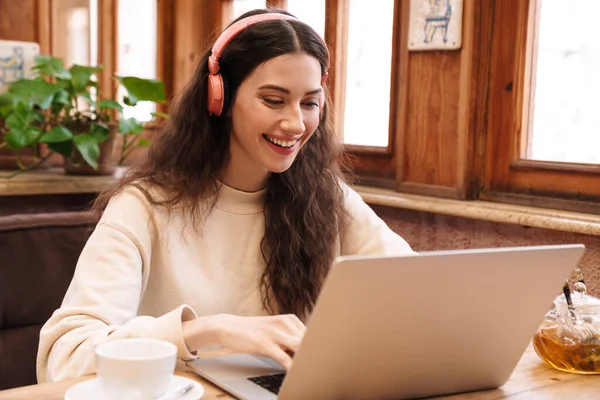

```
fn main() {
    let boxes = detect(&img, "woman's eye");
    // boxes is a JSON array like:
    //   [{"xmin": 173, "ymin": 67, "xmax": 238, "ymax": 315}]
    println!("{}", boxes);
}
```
[
  {"xmin": 263, "ymin": 98, "xmax": 284, "ymax": 106},
  {"xmin": 302, "ymin": 101, "xmax": 319, "ymax": 108}
]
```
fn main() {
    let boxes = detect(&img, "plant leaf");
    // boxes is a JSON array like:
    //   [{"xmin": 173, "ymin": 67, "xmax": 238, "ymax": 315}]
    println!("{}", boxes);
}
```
[
  {"xmin": 52, "ymin": 90, "xmax": 71, "ymax": 106},
  {"xmin": 5, "ymin": 126, "xmax": 42, "ymax": 149},
  {"xmin": 70, "ymin": 64, "xmax": 103, "ymax": 92},
  {"xmin": 115, "ymin": 76, "xmax": 166, "ymax": 105},
  {"xmin": 73, "ymin": 133, "xmax": 100, "ymax": 169},
  {"xmin": 57, "ymin": 77, "xmax": 74, "ymax": 94},
  {"xmin": 48, "ymin": 141, "xmax": 73, "ymax": 157},
  {"xmin": 89, "ymin": 122, "xmax": 110, "ymax": 143},
  {"xmin": 137, "ymin": 138, "xmax": 151, "ymax": 147},
  {"xmin": 32, "ymin": 109, "xmax": 45, "ymax": 123},
  {"xmin": 98, "ymin": 99, "xmax": 123, "ymax": 111},
  {"xmin": 122, "ymin": 96, "xmax": 135, "ymax": 107},
  {"xmin": 8, "ymin": 78, "xmax": 66, "ymax": 109},
  {"xmin": 150, "ymin": 111, "xmax": 169, "ymax": 119},
  {"xmin": 33, "ymin": 56, "xmax": 71, "ymax": 79},
  {"xmin": 40, "ymin": 126, "xmax": 74, "ymax": 143},
  {"xmin": 5, "ymin": 102, "xmax": 34, "ymax": 130},
  {"xmin": 118, "ymin": 118, "xmax": 145, "ymax": 135},
  {"xmin": 0, "ymin": 93, "xmax": 13, "ymax": 117}
]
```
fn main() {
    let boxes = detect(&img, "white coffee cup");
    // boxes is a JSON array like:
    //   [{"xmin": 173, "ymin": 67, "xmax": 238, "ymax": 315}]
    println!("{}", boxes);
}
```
[{"xmin": 95, "ymin": 338, "xmax": 177, "ymax": 399}]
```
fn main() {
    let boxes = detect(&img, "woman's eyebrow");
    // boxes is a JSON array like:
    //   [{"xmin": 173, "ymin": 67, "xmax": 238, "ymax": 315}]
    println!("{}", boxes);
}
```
[{"xmin": 258, "ymin": 84, "xmax": 322, "ymax": 96}]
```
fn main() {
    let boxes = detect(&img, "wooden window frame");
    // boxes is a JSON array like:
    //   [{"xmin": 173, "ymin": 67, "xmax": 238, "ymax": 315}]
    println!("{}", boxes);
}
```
[
  {"xmin": 31, "ymin": 0, "xmax": 174, "ymax": 166},
  {"xmin": 6, "ymin": 0, "xmax": 598, "ymax": 214},
  {"xmin": 481, "ymin": 0, "xmax": 600, "ymax": 214},
  {"xmin": 219, "ymin": 0, "xmax": 484, "ymax": 201},
  {"xmin": 219, "ymin": 0, "xmax": 403, "ymax": 188},
  {"xmin": 216, "ymin": 0, "xmax": 600, "ymax": 214},
  {"xmin": 326, "ymin": 0, "xmax": 401, "ymax": 188}
]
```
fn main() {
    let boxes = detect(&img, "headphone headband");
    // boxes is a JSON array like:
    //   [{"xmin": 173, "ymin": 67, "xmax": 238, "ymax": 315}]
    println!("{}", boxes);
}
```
[
  {"xmin": 206, "ymin": 12, "xmax": 330, "ymax": 116},
  {"xmin": 208, "ymin": 13, "xmax": 298, "ymax": 75}
]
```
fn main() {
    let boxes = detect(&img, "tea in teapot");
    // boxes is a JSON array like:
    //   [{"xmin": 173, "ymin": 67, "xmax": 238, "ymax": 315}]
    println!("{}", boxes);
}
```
[{"xmin": 533, "ymin": 271, "xmax": 600, "ymax": 374}]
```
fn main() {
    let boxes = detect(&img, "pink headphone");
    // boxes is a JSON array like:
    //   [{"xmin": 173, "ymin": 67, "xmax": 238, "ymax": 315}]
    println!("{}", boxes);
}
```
[{"xmin": 206, "ymin": 12, "xmax": 330, "ymax": 116}]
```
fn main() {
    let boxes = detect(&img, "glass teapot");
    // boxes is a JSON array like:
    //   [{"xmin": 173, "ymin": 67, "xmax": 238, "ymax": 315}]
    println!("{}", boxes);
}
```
[{"xmin": 533, "ymin": 268, "xmax": 600, "ymax": 374}]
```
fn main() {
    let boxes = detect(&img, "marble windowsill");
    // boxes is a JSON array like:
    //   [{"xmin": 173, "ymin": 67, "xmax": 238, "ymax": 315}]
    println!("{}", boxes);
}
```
[
  {"xmin": 0, "ymin": 168, "xmax": 124, "ymax": 196},
  {"xmin": 356, "ymin": 185, "xmax": 600, "ymax": 237},
  {"xmin": 1, "ymin": 169, "xmax": 599, "ymax": 236}
]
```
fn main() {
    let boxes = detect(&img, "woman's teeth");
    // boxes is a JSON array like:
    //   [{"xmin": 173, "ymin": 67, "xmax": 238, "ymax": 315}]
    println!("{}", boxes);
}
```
[{"xmin": 264, "ymin": 135, "xmax": 298, "ymax": 148}]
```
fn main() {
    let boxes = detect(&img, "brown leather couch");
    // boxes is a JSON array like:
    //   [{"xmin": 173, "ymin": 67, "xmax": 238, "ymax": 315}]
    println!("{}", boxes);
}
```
[{"xmin": 0, "ymin": 211, "xmax": 92, "ymax": 390}]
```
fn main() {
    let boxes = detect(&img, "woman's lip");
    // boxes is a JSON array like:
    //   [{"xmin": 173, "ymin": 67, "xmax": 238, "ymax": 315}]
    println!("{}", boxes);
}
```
[
  {"xmin": 263, "ymin": 135, "xmax": 300, "ymax": 155},
  {"xmin": 263, "ymin": 133, "xmax": 303, "ymax": 141}
]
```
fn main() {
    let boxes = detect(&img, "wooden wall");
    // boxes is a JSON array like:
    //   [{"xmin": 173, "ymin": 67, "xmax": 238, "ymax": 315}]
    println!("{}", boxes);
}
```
[
  {"xmin": 0, "ymin": 0, "xmax": 43, "ymax": 43},
  {"xmin": 0, "ymin": 1, "xmax": 491, "ymax": 196},
  {"xmin": 393, "ymin": 0, "xmax": 490, "ymax": 200}
]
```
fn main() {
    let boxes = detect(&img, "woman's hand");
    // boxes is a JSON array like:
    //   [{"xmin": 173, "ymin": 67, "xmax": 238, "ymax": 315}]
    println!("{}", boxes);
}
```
[
  {"xmin": 216, "ymin": 314, "xmax": 306, "ymax": 370},
  {"xmin": 183, "ymin": 314, "xmax": 306, "ymax": 370}
]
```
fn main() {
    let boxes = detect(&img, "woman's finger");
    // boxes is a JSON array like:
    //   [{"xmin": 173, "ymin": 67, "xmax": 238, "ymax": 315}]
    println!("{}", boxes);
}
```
[
  {"xmin": 264, "ymin": 344, "xmax": 293, "ymax": 370},
  {"xmin": 277, "ymin": 314, "xmax": 306, "ymax": 337},
  {"xmin": 274, "ymin": 331, "xmax": 302, "ymax": 355}
]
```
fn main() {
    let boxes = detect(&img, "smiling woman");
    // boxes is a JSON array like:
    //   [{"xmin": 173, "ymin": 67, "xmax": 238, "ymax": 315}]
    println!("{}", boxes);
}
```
[
  {"xmin": 226, "ymin": 52, "xmax": 323, "ymax": 186},
  {"xmin": 35, "ymin": 8, "xmax": 414, "ymax": 383}
]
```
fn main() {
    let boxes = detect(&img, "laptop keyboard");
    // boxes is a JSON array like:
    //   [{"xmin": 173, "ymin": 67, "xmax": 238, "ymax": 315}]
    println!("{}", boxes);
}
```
[{"xmin": 247, "ymin": 373, "xmax": 286, "ymax": 394}]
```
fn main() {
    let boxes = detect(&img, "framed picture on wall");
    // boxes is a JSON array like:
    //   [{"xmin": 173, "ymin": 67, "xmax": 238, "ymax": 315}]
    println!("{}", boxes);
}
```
[
  {"xmin": 408, "ymin": 0, "xmax": 464, "ymax": 51},
  {"xmin": 0, "ymin": 40, "xmax": 40, "ymax": 94}
]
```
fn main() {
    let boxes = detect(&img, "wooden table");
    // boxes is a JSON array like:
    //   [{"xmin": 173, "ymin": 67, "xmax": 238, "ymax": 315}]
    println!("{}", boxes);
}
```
[{"xmin": 1, "ymin": 345, "xmax": 599, "ymax": 400}]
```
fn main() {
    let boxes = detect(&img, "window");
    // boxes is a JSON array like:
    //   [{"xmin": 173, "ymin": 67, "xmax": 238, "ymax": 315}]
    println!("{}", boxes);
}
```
[
  {"xmin": 48, "ymin": 0, "xmax": 162, "ymax": 122},
  {"xmin": 51, "ymin": 0, "xmax": 93, "ymax": 67},
  {"xmin": 51, "ymin": 0, "xmax": 96, "ymax": 113},
  {"xmin": 342, "ymin": 0, "xmax": 394, "ymax": 147},
  {"xmin": 527, "ymin": 0, "xmax": 600, "ymax": 164},
  {"xmin": 286, "ymin": 0, "xmax": 326, "ymax": 39},
  {"xmin": 232, "ymin": 0, "xmax": 266, "ymax": 20},
  {"xmin": 483, "ymin": 0, "xmax": 600, "ymax": 212},
  {"xmin": 117, "ymin": 0, "xmax": 158, "ymax": 122}
]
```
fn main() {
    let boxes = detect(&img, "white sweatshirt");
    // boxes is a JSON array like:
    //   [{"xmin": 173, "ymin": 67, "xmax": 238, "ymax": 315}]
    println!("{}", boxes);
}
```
[{"xmin": 36, "ymin": 182, "xmax": 414, "ymax": 382}]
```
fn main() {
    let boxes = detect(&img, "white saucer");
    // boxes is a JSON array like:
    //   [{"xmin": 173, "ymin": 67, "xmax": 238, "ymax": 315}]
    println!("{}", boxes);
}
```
[{"xmin": 64, "ymin": 375, "xmax": 204, "ymax": 400}]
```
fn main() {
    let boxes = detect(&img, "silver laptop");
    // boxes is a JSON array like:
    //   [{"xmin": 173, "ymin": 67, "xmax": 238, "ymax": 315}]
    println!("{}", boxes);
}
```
[{"xmin": 187, "ymin": 244, "xmax": 585, "ymax": 400}]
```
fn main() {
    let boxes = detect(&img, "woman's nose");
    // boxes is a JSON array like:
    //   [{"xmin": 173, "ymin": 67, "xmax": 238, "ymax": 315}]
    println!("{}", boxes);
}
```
[{"xmin": 280, "ymin": 105, "xmax": 305, "ymax": 135}]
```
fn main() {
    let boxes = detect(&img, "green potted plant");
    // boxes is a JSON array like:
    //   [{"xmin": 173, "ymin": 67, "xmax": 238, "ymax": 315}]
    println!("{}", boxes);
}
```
[{"xmin": 0, "ymin": 55, "xmax": 167, "ymax": 177}]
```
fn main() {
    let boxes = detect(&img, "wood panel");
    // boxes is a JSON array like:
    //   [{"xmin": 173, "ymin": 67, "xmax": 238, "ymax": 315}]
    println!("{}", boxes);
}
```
[
  {"xmin": 483, "ymin": 0, "xmax": 527, "ymax": 194},
  {"xmin": 157, "ymin": 0, "xmax": 175, "ymax": 105},
  {"xmin": 324, "ymin": 0, "xmax": 348, "ymax": 142},
  {"xmin": 171, "ymin": 0, "xmax": 222, "ymax": 96},
  {"xmin": 455, "ymin": 0, "xmax": 491, "ymax": 200},
  {"xmin": 403, "ymin": 51, "xmax": 461, "ymax": 188},
  {"xmin": 0, "ymin": 0, "xmax": 38, "ymax": 41},
  {"xmin": 97, "ymin": 0, "xmax": 117, "ymax": 103},
  {"xmin": 392, "ymin": 0, "xmax": 491, "ymax": 200}
]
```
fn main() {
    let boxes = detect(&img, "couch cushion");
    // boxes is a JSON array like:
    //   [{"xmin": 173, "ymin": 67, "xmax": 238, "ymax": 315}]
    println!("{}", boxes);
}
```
[
  {"xmin": 0, "ymin": 211, "xmax": 93, "ymax": 389},
  {"xmin": 0, "ymin": 324, "xmax": 43, "ymax": 390}
]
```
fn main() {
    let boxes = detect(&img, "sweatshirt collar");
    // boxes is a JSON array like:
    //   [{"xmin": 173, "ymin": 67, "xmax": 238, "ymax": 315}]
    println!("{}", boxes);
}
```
[{"xmin": 215, "ymin": 182, "xmax": 266, "ymax": 214}]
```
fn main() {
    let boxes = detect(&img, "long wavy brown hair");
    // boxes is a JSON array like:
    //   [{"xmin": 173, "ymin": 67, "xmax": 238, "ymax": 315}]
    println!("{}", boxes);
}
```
[{"xmin": 91, "ymin": 9, "xmax": 350, "ymax": 320}]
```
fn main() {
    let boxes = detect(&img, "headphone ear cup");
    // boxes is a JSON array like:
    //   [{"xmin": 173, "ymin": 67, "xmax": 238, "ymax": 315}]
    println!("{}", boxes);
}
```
[
  {"xmin": 221, "ymin": 76, "xmax": 230, "ymax": 115},
  {"xmin": 207, "ymin": 73, "xmax": 225, "ymax": 116}
]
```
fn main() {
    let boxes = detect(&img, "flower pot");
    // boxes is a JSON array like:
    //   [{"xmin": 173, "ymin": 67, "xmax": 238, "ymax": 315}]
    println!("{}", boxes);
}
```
[{"xmin": 63, "ymin": 130, "xmax": 117, "ymax": 176}]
